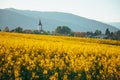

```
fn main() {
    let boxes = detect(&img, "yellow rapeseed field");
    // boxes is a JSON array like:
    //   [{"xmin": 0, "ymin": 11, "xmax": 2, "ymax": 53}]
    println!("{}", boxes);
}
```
[{"xmin": 0, "ymin": 32, "xmax": 120, "ymax": 80}]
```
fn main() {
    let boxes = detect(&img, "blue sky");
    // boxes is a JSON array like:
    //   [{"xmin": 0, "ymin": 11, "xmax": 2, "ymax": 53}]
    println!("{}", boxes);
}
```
[{"xmin": 0, "ymin": 0, "xmax": 120, "ymax": 22}]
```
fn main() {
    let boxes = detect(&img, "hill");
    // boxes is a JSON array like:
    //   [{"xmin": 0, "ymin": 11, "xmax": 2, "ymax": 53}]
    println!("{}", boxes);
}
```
[
  {"xmin": 108, "ymin": 22, "xmax": 120, "ymax": 29},
  {"xmin": 0, "ymin": 8, "xmax": 119, "ymax": 32}
]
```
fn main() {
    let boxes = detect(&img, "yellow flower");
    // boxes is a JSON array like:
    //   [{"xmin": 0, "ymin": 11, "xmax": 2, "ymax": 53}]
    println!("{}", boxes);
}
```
[
  {"xmin": 0, "ymin": 32, "xmax": 120, "ymax": 80},
  {"xmin": 43, "ymin": 69, "xmax": 48, "ymax": 74}
]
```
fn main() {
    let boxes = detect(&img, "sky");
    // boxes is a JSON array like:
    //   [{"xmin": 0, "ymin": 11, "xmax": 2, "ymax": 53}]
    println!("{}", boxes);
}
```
[{"xmin": 0, "ymin": 0, "xmax": 120, "ymax": 22}]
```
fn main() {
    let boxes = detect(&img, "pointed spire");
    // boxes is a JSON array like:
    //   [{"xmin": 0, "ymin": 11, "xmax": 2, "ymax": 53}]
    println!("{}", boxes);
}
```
[
  {"xmin": 39, "ymin": 19, "xmax": 42, "ymax": 26},
  {"xmin": 38, "ymin": 19, "xmax": 42, "ymax": 31}
]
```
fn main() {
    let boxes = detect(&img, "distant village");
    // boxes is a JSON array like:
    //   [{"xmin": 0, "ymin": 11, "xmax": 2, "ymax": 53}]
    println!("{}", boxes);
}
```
[{"xmin": 0, "ymin": 19, "xmax": 120, "ymax": 40}]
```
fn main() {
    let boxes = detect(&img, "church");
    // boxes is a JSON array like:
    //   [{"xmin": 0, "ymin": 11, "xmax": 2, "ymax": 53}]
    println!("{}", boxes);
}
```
[{"xmin": 38, "ymin": 19, "xmax": 43, "ymax": 32}]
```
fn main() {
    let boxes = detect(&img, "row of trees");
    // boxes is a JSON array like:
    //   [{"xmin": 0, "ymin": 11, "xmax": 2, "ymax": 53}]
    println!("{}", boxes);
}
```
[
  {"xmin": 54, "ymin": 26, "xmax": 112, "ymax": 36},
  {"xmin": 0, "ymin": 26, "xmax": 72, "ymax": 35},
  {"xmin": 87, "ymin": 28, "xmax": 120, "ymax": 40},
  {"xmin": 85, "ymin": 28, "xmax": 111, "ymax": 36},
  {"xmin": 0, "ymin": 26, "xmax": 50, "ymax": 34},
  {"xmin": 0, "ymin": 26, "xmax": 120, "ymax": 40},
  {"xmin": 54, "ymin": 26, "xmax": 120, "ymax": 40}
]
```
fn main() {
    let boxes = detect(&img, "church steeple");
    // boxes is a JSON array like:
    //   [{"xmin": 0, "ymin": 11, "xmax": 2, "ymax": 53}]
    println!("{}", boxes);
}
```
[{"xmin": 38, "ymin": 19, "xmax": 42, "ymax": 31}]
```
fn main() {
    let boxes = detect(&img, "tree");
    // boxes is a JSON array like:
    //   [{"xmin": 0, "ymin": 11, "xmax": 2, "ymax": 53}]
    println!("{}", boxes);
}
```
[
  {"xmin": 10, "ymin": 29, "xmax": 15, "ymax": 32},
  {"xmin": 94, "ymin": 30, "xmax": 102, "ymax": 35},
  {"xmin": 3, "ymin": 26, "xmax": 9, "ymax": 32},
  {"xmin": 86, "ymin": 31, "xmax": 94, "ymax": 36},
  {"xmin": 105, "ymin": 28, "xmax": 110, "ymax": 36},
  {"xmin": 116, "ymin": 30, "xmax": 120, "ymax": 36},
  {"xmin": 43, "ymin": 31, "xmax": 50, "ymax": 35},
  {"xmin": 116, "ymin": 30, "xmax": 120, "ymax": 40},
  {"xmin": 33, "ymin": 30, "xmax": 40, "ymax": 34},
  {"xmin": 55, "ymin": 26, "xmax": 72, "ymax": 35},
  {"xmin": 0, "ymin": 29, "xmax": 1, "ymax": 31},
  {"xmin": 55, "ymin": 26, "xmax": 62, "ymax": 34},
  {"xmin": 14, "ymin": 27, "xmax": 23, "ymax": 33}
]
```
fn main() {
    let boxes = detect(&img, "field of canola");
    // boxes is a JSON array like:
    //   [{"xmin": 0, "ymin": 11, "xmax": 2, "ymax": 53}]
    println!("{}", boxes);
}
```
[{"xmin": 0, "ymin": 32, "xmax": 120, "ymax": 80}]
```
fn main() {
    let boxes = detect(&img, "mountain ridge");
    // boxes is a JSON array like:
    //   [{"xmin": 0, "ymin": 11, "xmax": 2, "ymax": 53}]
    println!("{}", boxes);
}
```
[
  {"xmin": 108, "ymin": 22, "xmax": 120, "ymax": 29},
  {"xmin": 0, "ymin": 8, "xmax": 119, "ymax": 33}
]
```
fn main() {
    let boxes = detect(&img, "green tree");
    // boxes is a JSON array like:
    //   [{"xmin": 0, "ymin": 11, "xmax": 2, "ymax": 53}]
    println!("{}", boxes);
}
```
[
  {"xmin": 55, "ymin": 26, "xmax": 62, "ymax": 34},
  {"xmin": 116, "ymin": 30, "xmax": 120, "ymax": 36},
  {"xmin": 43, "ymin": 31, "xmax": 50, "ymax": 35},
  {"xmin": 105, "ymin": 28, "xmax": 110, "ymax": 36},
  {"xmin": 55, "ymin": 26, "xmax": 71, "ymax": 35},
  {"xmin": 94, "ymin": 30, "xmax": 102, "ymax": 35},
  {"xmin": 86, "ymin": 31, "xmax": 94, "ymax": 36},
  {"xmin": 33, "ymin": 30, "xmax": 40, "ymax": 34},
  {"xmin": 0, "ymin": 29, "xmax": 1, "ymax": 31},
  {"xmin": 116, "ymin": 30, "xmax": 120, "ymax": 40},
  {"xmin": 14, "ymin": 27, "xmax": 23, "ymax": 33},
  {"xmin": 3, "ymin": 26, "xmax": 9, "ymax": 32}
]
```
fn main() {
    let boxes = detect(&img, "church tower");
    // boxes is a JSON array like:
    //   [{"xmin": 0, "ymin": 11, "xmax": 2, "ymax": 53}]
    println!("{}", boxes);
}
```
[{"xmin": 38, "ymin": 19, "xmax": 42, "ymax": 31}]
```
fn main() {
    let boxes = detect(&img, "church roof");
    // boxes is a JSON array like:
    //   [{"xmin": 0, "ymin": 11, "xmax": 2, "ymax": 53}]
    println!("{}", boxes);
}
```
[{"xmin": 39, "ymin": 19, "xmax": 42, "ymax": 25}]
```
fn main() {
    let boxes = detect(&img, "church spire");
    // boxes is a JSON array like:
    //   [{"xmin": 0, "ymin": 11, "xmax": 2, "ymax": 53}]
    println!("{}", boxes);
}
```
[
  {"xmin": 38, "ymin": 19, "xmax": 42, "ymax": 31},
  {"xmin": 39, "ymin": 19, "xmax": 42, "ymax": 26}
]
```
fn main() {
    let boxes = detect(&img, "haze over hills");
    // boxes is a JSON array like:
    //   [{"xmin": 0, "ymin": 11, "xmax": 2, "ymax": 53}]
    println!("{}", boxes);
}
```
[
  {"xmin": 108, "ymin": 22, "xmax": 120, "ymax": 29},
  {"xmin": 0, "ymin": 8, "xmax": 119, "ymax": 33}
]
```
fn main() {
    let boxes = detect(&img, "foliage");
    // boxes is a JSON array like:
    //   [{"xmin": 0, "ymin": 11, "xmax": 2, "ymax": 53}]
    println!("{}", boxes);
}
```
[
  {"xmin": 33, "ymin": 30, "xmax": 40, "ymax": 34},
  {"xmin": 110, "ymin": 30, "xmax": 120, "ymax": 40},
  {"xmin": 116, "ymin": 30, "xmax": 120, "ymax": 37},
  {"xmin": 105, "ymin": 28, "xmax": 110, "ymax": 36},
  {"xmin": 55, "ymin": 26, "xmax": 72, "ymax": 35},
  {"xmin": 0, "ymin": 32, "xmax": 120, "ymax": 80},
  {"xmin": 94, "ymin": 30, "xmax": 102, "ymax": 35},
  {"xmin": 86, "ymin": 31, "xmax": 94, "ymax": 36},
  {"xmin": 3, "ymin": 26, "xmax": 9, "ymax": 32},
  {"xmin": 14, "ymin": 27, "xmax": 23, "ymax": 33}
]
